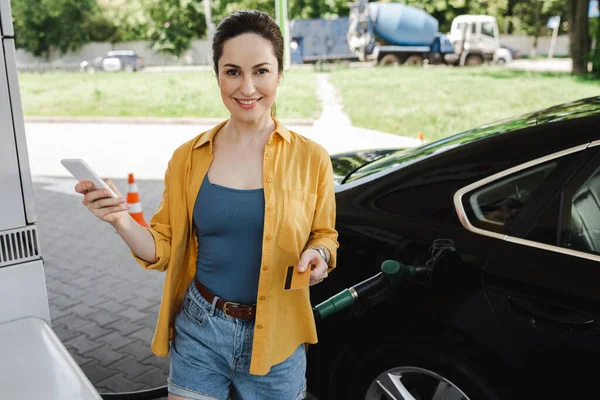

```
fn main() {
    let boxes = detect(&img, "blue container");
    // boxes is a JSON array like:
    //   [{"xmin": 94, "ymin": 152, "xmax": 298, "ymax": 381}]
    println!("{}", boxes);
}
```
[
  {"xmin": 289, "ymin": 17, "xmax": 355, "ymax": 63},
  {"xmin": 368, "ymin": 2, "xmax": 438, "ymax": 47}
]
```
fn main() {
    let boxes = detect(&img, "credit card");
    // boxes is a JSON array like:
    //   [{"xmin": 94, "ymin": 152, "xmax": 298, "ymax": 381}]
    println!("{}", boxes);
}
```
[{"xmin": 283, "ymin": 265, "xmax": 310, "ymax": 290}]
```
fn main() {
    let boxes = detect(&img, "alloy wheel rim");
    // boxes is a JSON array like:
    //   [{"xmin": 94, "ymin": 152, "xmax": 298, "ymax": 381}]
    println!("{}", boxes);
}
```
[{"xmin": 364, "ymin": 366, "xmax": 471, "ymax": 400}]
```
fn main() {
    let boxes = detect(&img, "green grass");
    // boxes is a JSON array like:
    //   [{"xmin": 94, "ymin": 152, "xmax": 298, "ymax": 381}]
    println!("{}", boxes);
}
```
[
  {"xmin": 17, "ymin": 69, "xmax": 320, "ymax": 120},
  {"xmin": 328, "ymin": 66, "xmax": 600, "ymax": 141},
  {"xmin": 17, "ymin": 66, "xmax": 600, "ymax": 142}
]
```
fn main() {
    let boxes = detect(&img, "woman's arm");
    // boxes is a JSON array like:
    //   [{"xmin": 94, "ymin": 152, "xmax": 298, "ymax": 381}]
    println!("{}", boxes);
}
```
[
  {"xmin": 111, "ymin": 214, "xmax": 157, "ymax": 263},
  {"xmin": 304, "ymin": 146, "xmax": 339, "ymax": 270}
]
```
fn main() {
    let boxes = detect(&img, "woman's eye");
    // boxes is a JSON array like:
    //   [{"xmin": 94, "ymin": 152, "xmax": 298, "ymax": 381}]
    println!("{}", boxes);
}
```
[
  {"xmin": 256, "ymin": 69, "xmax": 269, "ymax": 75},
  {"xmin": 226, "ymin": 70, "xmax": 240, "ymax": 76}
]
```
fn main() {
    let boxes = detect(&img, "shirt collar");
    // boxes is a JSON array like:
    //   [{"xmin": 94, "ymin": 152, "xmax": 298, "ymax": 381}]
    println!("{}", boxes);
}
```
[{"xmin": 193, "ymin": 118, "xmax": 291, "ymax": 149}]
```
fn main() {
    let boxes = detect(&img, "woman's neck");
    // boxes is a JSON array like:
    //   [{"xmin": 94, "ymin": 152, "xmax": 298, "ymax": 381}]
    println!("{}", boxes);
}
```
[{"xmin": 221, "ymin": 114, "xmax": 275, "ymax": 145}]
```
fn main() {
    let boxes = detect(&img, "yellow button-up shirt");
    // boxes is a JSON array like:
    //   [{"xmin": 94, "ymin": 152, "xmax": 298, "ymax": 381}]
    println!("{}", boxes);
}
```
[{"xmin": 132, "ymin": 118, "xmax": 338, "ymax": 375}]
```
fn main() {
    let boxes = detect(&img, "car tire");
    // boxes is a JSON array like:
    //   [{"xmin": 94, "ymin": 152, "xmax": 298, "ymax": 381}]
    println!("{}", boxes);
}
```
[{"xmin": 331, "ymin": 333, "xmax": 513, "ymax": 400}]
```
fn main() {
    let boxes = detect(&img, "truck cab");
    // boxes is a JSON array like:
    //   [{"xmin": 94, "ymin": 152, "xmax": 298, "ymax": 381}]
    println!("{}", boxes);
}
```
[{"xmin": 446, "ymin": 14, "xmax": 501, "ymax": 66}]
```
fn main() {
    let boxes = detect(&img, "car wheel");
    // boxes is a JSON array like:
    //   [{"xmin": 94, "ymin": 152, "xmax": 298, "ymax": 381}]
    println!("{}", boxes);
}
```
[
  {"xmin": 333, "ymin": 335, "xmax": 510, "ymax": 400},
  {"xmin": 364, "ymin": 365, "xmax": 471, "ymax": 399},
  {"xmin": 496, "ymin": 58, "xmax": 506, "ymax": 65}
]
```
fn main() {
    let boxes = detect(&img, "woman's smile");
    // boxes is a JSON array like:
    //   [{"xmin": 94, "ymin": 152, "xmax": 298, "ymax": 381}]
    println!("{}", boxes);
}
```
[{"xmin": 235, "ymin": 97, "xmax": 262, "ymax": 109}]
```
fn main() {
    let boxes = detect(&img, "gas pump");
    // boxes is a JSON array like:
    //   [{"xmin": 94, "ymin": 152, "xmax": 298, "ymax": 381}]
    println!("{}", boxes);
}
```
[{"xmin": 0, "ymin": 0, "xmax": 103, "ymax": 398}]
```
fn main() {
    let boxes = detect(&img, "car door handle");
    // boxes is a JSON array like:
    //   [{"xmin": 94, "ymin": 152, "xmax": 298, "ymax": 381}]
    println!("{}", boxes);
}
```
[{"xmin": 508, "ymin": 296, "xmax": 595, "ymax": 330}]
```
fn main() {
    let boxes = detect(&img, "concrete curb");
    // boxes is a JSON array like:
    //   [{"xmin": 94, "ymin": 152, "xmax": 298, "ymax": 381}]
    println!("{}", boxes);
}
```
[{"xmin": 23, "ymin": 116, "xmax": 316, "ymax": 126}]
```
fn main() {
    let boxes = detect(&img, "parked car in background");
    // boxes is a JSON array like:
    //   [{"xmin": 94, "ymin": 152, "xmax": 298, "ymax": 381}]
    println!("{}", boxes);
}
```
[
  {"xmin": 493, "ymin": 44, "xmax": 522, "ymax": 64},
  {"xmin": 502, "ymin": 44, "xmax": 522, "ymax": 60},
  {"xmin": 79, "ymin": 50, "xmax": 144, "ymax": 73},
  {"xmin": 306, "ymin": 95, "xmax": 600, "ymax": 400},
  {"xmin": 493, "ymin": 46, "xmax": 513, "ymax": 64}
]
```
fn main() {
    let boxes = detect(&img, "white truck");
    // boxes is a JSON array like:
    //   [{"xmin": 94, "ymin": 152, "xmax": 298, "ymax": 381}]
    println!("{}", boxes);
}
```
[{"xmin": 446, "ymin": 14, "xmax": 503, "ymax": 66}]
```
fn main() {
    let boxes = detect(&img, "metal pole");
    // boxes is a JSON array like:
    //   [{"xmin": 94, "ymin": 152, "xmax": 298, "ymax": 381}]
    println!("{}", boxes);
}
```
[
  {"xmin": 275, "ymin": 0, "xmax": 291, "ymax": 69},
  {"xmin": 204, "ymin": 0, "xmax": 216, "ymax": 65},
  {"xmin": 548, "ymin": 16, "xmax": 560, "ymax": 59}
]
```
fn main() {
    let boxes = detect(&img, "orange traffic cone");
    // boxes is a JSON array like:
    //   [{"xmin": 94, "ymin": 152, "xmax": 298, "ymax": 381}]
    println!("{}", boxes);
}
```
[
  {"xmin": 417, "ymin": 132, "xmax": 424, "ymax": 144},
  {"xmin": 126, "ymin": 173, "xmax": 149, "ymax": 227}
]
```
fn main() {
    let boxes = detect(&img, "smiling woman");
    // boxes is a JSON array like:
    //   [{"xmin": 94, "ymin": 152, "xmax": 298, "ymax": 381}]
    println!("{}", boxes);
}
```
[
  {"xmin": 71, "ymin": 9, "xmax": 338, "ymax": 400},
  {"xmin": 212, "ymin": 14, "xmax": 284, "ymax": 123}
]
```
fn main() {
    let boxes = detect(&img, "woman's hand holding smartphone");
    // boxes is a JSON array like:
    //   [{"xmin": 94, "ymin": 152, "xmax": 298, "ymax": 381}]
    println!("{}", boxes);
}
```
[
  {"xmin": 63, "ymin": 158, "xmax": 157, "ymax": 263},
  {"xmin": 61, "ymin": 158, "xmax": 131, "ymax": 224},
  {"xmin": 75, "ymin": 179, "xmax": 130, "ymax": 224}
]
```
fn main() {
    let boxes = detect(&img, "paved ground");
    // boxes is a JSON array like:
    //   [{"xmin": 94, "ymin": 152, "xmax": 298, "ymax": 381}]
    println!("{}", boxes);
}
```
[
  {"xmin": 36, "ymin": 176, "xmax": 169, "ymax": 396},
  {"xmin": 28, "ymin": 73, "xmax": 419, "ymax": 397}
]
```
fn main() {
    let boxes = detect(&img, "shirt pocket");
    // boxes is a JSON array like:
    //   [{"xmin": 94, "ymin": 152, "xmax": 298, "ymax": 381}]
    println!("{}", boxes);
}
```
[{"xmin": 277, "ymin": 190, "xmax": 318, "ymax": 255}]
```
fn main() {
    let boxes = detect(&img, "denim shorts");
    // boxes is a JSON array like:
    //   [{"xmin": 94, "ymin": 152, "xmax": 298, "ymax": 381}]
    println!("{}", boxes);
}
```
[{"xmin": 168, "ymin": 280, "xmax": 307, "ymax": 400}]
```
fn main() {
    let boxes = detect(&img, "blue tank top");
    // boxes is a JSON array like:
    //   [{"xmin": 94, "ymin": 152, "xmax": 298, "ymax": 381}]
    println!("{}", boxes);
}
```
[{"xmin": 193, "ymin": 174, "xmax": 265, "ymax": 304}]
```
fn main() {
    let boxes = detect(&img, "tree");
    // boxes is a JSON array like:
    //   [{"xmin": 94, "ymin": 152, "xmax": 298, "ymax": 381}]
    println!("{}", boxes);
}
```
[
  {"xmin": 146, "ymin": 0, "xmax": 207, "ymax": 57},
  {"xmin": 11, "ymin": 0, "xmax": 97, "ymax": 59},
  {"xmin": 212, "ymin": 0, "xmax": 275, "ymax": 20},
  {"xmin": 96, "ymin": 0, "xmax": 150, "ymax": 42},
  {"xmin": 567, "ymin": 0, "xmax": 592, "ymax": 74},
  {"xmin": 590, "ymin": 15, "xmax": 600, "ymax": 76},
  {"xmin": 83, "ymin": 12, "xmax": 120, "ymax": 43}
]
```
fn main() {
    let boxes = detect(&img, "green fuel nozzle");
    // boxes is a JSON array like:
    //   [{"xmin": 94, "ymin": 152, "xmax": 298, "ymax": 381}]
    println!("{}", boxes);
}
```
[{"xmin": 313, "ymin": 260, "xmax": 426, "ymax": 320}]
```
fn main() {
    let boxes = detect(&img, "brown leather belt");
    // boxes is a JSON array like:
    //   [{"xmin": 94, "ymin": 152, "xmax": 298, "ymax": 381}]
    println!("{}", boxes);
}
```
[{"xmin": 194, "ymin": 278, "xmax": 256, "ymax": 320}]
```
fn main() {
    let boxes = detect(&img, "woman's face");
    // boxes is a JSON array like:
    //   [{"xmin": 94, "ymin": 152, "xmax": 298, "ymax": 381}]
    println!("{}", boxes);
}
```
[{"xmin": 217, "ymin": 33, "xmax": 282, "ymax": 124}]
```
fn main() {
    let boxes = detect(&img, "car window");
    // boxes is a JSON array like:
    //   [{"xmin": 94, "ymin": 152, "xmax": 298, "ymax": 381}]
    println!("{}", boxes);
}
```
[
  {"xmin": 462, "ymin": 162, "xmax": 557, "ymax": 235},
  {"xmin": 562, "ymin": 164, "xmax": 600, "ymax": 255},
  {"xmin": 482, "ymin": 22, "xmax": 495, "ymax": 37}
]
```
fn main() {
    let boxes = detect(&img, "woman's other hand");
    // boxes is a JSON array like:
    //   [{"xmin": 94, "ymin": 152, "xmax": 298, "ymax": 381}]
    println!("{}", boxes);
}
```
[{"xmin": 296, "ymin": 248, "xmax": 328, "ymax": 286}]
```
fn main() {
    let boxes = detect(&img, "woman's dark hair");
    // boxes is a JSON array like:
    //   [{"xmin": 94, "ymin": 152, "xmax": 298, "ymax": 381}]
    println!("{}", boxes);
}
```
[
  {"xmin": 212, "ymin": 10, "xmax": 284, "ymax": 117},
  {"xmin": 212, "ymin": 10, "xmax": 284, "ymax": 75}
]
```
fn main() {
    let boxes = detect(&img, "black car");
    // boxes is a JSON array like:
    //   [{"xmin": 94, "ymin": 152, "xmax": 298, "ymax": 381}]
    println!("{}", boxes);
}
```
[
  {"xmin": 79, "ymin": 50, "xmax": 144, "ymax": 73},
  {"xmin": 306, "ymin": 95, "xmax": 600, "ymax": 400}
]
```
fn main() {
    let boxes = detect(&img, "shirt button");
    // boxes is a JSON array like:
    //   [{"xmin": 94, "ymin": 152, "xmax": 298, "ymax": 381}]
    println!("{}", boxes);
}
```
[
  {"xmin": 260, "ymin": 296, "xmax": 266, "ymax": 300},
  {"xmin": 266, "ymin": 177, "xmax": 273, "ymax": 183},
  {"xmin": 268, "ymin": 205, "xmax": 274, "ymax": 211},
  {"xmin": 265, "ymin": 235, "xmax": 272, "ymax": 241},
  {"xmin": 257, "ymin": 324, "xmax": 263, "ymax": 329},
  {"xmin": 263, "ymin": 266, "xmax": 268, "ymax": 271},
  {"xmin": 266, "ymin": 152, "xmax": 272, "ymax": 157}
]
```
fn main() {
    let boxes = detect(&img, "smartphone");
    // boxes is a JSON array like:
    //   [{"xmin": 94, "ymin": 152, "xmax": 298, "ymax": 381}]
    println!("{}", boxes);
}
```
[{"xmin": 60, "ymin": 158, "xmax": 118, "ymax": 198}]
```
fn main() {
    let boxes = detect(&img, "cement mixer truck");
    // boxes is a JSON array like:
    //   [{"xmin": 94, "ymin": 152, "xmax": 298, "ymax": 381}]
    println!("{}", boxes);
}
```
[{"xmin": 347, "ymin": 0, "xmax": 501, "ymax": 66}]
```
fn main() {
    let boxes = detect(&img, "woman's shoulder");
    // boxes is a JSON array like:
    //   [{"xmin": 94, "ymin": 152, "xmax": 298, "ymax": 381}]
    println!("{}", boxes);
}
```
[
  {"xmin": 170, "ymin": 124, "xmax": 222, "ymax": 162},
  {"xmin": 288, "ymin": 128, "xmax": 330, "ymax": 161}
]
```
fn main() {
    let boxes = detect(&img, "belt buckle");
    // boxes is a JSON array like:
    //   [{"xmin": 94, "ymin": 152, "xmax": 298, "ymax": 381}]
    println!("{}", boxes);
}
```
[{"xmin": 223, "ymin": 301, "xmax": 240, "ymax": 318}]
